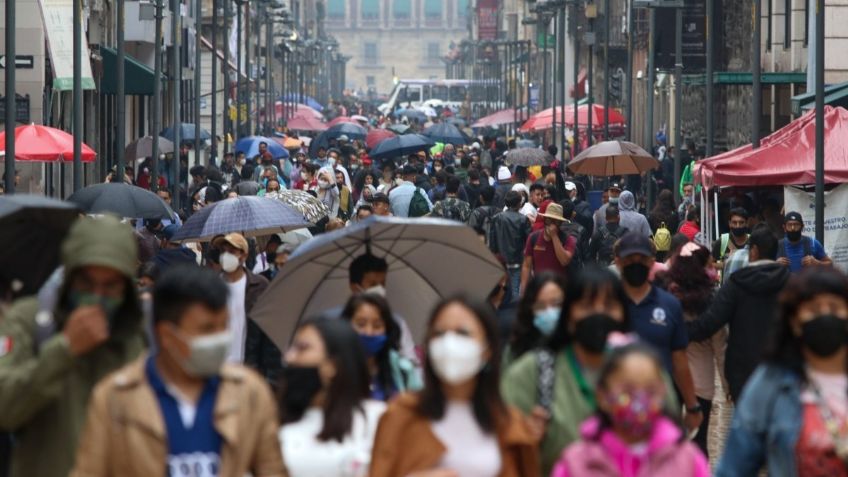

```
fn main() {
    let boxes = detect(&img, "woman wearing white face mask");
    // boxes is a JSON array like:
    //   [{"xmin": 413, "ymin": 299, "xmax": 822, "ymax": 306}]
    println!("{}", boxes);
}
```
[
  {"xmin": 503, "ymin": 272, "xmax": 566, "ymax": 365},
  {"xmin": 370, "ymin": 297, "xmax": 540, "ymax": 477},
  {"xmin": 316, "ymin": 168, "xmax": 341, "ymax": 220}
]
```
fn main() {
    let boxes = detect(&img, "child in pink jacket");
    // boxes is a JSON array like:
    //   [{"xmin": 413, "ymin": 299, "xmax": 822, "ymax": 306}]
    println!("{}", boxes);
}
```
[{"xmin": 551, "ymin": 343, "xmax": 709, "ymax": 477}]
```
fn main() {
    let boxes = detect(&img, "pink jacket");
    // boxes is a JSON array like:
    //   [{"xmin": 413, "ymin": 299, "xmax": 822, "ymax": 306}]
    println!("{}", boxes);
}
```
[{"xmin": 550, "ymin": 416, "xmax": 709, "ymax": 477}]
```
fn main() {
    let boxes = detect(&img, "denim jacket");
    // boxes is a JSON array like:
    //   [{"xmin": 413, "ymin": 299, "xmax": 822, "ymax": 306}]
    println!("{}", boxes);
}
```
[{"xmin": 716, "ymin": 364, "xmax": 802, "ymax": 477}]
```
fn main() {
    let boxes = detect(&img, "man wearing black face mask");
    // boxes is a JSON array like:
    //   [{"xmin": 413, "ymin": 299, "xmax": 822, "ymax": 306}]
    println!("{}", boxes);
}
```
[
  {"xmin": 776, "ymin": 211, "xmax": 832, "ymax": 273},
  {"xmin": 614, "ymin": 232, "xmax": 702, "ymax": 434},
  {"xmin": 712, "ymin": 207, "xmax": 751, "ymax": 277}
]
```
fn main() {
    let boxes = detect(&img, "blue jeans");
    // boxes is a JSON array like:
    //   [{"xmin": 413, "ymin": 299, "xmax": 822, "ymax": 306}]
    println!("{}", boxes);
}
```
[{"xmin": 507, "ymin": 267, "xmax": 522, "ymax": 306}]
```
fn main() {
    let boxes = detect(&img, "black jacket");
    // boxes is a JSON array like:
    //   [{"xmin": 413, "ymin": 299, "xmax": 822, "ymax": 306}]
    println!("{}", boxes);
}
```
[
  {"xmin": 686, "ymin": 261, "xmax": 790, "ymax": 400},
  {"xmin": 488, "ymin": 209, "xmax": 531, "ymax": 265},
  {"xmin": 243, "ymin": 270, "xmax": 284, "ymax": 390},
  {"xmin": 572, "ymin": 199, "xmax": 594, "ymax": 234},
  {"xmin": 492, "ymin": 182, "xmax": 513, "ymax": 210}
]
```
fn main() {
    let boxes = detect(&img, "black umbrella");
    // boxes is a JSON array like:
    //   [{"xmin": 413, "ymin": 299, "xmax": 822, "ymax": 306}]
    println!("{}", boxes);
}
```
[
  {"xmin": 387, "ymin": 123, "xmax": 411, "ymax": 134},
  {"xmin": 160, "ymin": 122, "xmax": 211, "ymax": 143},
  {"xmin": 171, "ymin": 196, "xmax": 311, "ymax": 242},
  {"xmin": 423, "ymin": 123, "xmax": 470, "ymax": 146},
  {"xmin": 369, "ymin": 134, "xmax": 435, "ymax": 160},
  {"xmin": 308, "ymin": 123, "xmax": 368, "ymax": 156},
  {"xmin": 68, "ymin": 183, "xmax": 176, "ymax": 219},
  {"xmin": 0, "ymin": 195, "xmax": 80, "ymax": 296}
]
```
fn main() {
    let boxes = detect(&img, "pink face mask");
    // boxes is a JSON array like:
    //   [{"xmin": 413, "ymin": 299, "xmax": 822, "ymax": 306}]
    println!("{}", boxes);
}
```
[{"xmin": 604, "ymin": 388, "xmax": 663, "ymax": 438}]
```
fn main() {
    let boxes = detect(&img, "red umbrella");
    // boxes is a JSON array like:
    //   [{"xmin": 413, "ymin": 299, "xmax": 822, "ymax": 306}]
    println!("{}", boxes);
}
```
[
  {"xmin": 276, "ymin": 101, "xmax": 323, "ymax": 120},
  {"xmin": 0, "ymin": 124, "xmax": 96, "ymax": 162},
  {"xmin": 366, "ymin": 129, "xmax": 396, "ymax": 150},
  {"xmin": 471, "ymin": 108, "xmax": 522, "ymax": 128},
  {"xmin": 287, "ymin": 112, "xmax": 328, "ymax": 132},
  {"xmin": 520, "ymin": 104, "xmax": 626, "ymax": 132},
  {"xmin": 327, "ymin": 116, "xmax": 358, "ymax": 127}
]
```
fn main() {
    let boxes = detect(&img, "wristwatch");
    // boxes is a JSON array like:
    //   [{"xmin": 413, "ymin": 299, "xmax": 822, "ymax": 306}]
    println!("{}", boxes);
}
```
[{"xmin": 686, "ymin": 403, "xmax": 703, "ymax": 414}]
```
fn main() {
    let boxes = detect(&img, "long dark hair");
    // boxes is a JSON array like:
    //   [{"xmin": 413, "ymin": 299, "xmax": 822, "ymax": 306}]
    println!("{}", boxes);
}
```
[
  {"xmin": 509, "ymin": 272, "xmax": 566, "ymax": 358},
  {"xmin": 548, "ymin": 266, "xmax": 631, "ymax": 352},
  {"xmin": 418, "ymin": 296, "xmax": 506, "ymax": 433},
  {"xmin": 289, "ymin": 318, "xmax": 370, "ymax": 442},
  {"xmin": 659, "ymin": 244, "xmax": 713, "ymax": 314},
  {"xmin": 767, "ymin": 266, "xmax": 848, "ymax": 378},
  {"xmin": 341, "ymin": 294, "xmax": 401, "ymax": 397}
]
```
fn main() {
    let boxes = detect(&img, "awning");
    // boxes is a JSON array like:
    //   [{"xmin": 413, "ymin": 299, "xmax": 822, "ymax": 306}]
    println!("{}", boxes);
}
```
[
  {"xmin": 791, "ymin": 81, "xmax": 848, "ymax": 115},
  {"xmin": 100, "ymin": 47, "xmax": 160, "ymax": 96},
  {"xmin": 683, "ymin": 71, "xmax": 807, "ymax": 86},
  {"xmin": 199, "ymin": 36, "xmax": 251, "ymax": 81}
]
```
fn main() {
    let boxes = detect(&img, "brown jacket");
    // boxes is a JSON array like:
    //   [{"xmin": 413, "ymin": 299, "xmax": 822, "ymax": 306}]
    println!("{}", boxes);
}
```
[
  {"xmin": 370, "ymin": 393, "xmax": 540, "ymax": 477},
  {"xmin": 70, "ymin": 356, "xmax": 287, "ymax": 477}
]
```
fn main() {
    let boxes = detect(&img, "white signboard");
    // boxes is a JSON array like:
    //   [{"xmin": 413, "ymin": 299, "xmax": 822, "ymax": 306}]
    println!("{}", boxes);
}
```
[
  {"xmin": 38, "ymin": 0, "xmax": 96, "ymax": 91},
  {"xmin": 784, "ymin": 184, "xmax": 848, "ymax": 272}
]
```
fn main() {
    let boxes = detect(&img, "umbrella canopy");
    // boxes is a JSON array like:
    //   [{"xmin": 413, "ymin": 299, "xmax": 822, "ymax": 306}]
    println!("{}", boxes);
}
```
[
  {"xmin": 274, "ymin": 189, "xmax": 330, "ymax": 223},
  {"xmin": 0, "ymin": 124, "xmax": 96, "ymax": 162},
  {"xmin": 251, "ymin": 216, "xmax": 504, "ymax": 348},
  {"xmin": 417, "ymin": 106, "xmax": 438, "ymax": 118},
  {"xmin": 68, "ymin": 182, "xmax": 176, "ymax": 219},
  {"xmin": 160, "ymin": 123, "xmax": 211, "ymax": 143},
  {"xmin": 568, "ymin": 140, "xmax": 658, "ymax": 176},
  {"xmin": 282, "ymin": 137, "xmax": 305, "ymax": 150},
  {"xmin": 393, "ymin": 109, "xmax": 428, "ymax": 123},
  {"xmin": 171, "ymin": 196, "xmax": 311, "ymax": 242},
  {"xmin": 0, "ymin": 195, "xmax": 80, "ymax": 296},
  {"xmin": 423, "ymin": 123, "xmax": 469, "ymax": 146},
  {"xmin": 286, "ymin": 112, "xmax": 327, "ymax": 132},
  {"xmin": 520, "ymin": 104, "xmax": 626, "ymax": 132},
  {"xmin": 276, "ymin": 102, "xmax": 324, "ymax": 120},
  {"xmin": 309, "ymin": 123, "xmax": 368, "ymax": 156},
  {"xmin": 125, "ymin": 135, "xmax": 174, "ymax": 160},
  {"xmin": 277, "ymin": 228, "xmax": 314, "ymax": 247},
  {"xmin": 279, "ymin": 94, "xmax": 324, "ymax": 112},
  {"xmin": 351, "ymin": 114, "xmax": 369, "ymax": 123},
  {"xmin": 387, "ymin": 123, "xmax": 411, "ymax": 135},
  {"xmin": 471, "ymin": 108, "xmax": 522, "ymax": 128},
  {"xmin": 505, "ymin": 147, "xmax": 553, "ymax": 167},
  {"xmin": 369, "ymin": 134, "xmax": 435, "ymax": 160},
  {"xmin": 235, "ymin": 136, "xmax": 290, "ymax": 159},
  {"xmin": 327, "ymin": 116, "xmax": 358, "ymax": 127},
  {"xmin": 366, "ymin": 128, "xmax": 396, "ymax": 150},
  {"xmin": 446, "ymin": 117, "xmax": 466, "ymax": 127}
]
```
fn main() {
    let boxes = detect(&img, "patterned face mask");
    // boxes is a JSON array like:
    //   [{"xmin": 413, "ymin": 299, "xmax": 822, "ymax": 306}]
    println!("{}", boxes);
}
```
[{"xmin": 603, "ymin": 388, "xmax": 664, "ymax": 439}]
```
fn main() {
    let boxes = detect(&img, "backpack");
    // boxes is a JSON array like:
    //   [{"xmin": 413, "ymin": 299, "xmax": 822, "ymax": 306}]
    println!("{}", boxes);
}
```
[
  {"xmin": 597, "ymin": 225, "xmax": 628, "ymax": 264},
  {"xmin": 408, "ymin": 188, "xmax": 430, "ymax": 217},
  {"xmin": 560, "ymin": 221, "xmax": 585, "ymax": 270},
  {"xmin": 653, "ymin": 222, "xmax": 672, "ymax": 252},
  {"xmin": 477, "ymin": 207, "xmax": 499, "ymax": 243}
]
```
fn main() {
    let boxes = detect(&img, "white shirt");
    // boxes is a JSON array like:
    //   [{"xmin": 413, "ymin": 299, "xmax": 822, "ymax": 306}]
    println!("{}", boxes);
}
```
[
  {"xmin": 801, "ymin": 367, "xmax": 848, "ymax": 418},
  {"xmin": 280, "ymin": 400, "xmax": 386, "ymax": 477},
  {"xmin": 430, "ymin": 401, "xmax": 501, "ymax": 477},
  {"xmin": 225, "ymin": 273, "xmax": 248, "ymax": 363}
]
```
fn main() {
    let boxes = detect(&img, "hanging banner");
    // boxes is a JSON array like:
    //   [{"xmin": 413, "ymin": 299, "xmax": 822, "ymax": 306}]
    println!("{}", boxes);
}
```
[
  {"xmin": 38, "ymin": 0, "xmax": 96, "ymax": 91},
  {"xmin": 784, "ymin": 184, "xmax": 848, "ymax": 272},
  {"xmin": 477, "ymin": 0, "xmax": 499, "ymax": 41}
]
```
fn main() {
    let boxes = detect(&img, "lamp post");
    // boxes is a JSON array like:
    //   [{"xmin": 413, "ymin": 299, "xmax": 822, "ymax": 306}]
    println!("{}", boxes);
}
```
[
  {"xmin": 117, "ymin": 0, "xmax": 126, "ymax": 183},
  {"xmin": 194, "ymin": 0, "xmax": 201, "ymax": 163},
  {"xmin": 170, "ymin": 0, "xmax": 182, "ymax": 210},
  {"xmin": 602, "ymin": 0, "xmax": 610, "ymax": 140},
  {"xmin": 223, "ymin": 0, "xmax": 231, "ymax": 155},
  {"xmin": 211, "ymin": 0, "xmax": 218, "ymax": 160},
  {"xmin": 814, "ymin": 0, "xmax": 824, "ymax": 243},
  {"xmin": 236, "ymin": 0, "xmax": 243, "ymax": 139},
  {"xmin": 4, "ymin": 0, "xmax": 15, "ymax": 194},
  {"xmin": 73, "ymin": 0, "xmax": 83, "ymax": 191},
  {"xmin": 673, "ymin": 5, "xmax": 682, "ymax": 203},
  {"xmin": 705, "ymin": 0, "xmax": 714, "ymax": 157},
  {"xmin": 586, "ymin": 1, "xmax": 596, "ymax": 147},
  {"xmin": 151, "ymin": 0, "xmax": 164, "ymax": 192},
  {"xmin": 752, "ymin": 0, "xmax": 762, "ymax": 148}
]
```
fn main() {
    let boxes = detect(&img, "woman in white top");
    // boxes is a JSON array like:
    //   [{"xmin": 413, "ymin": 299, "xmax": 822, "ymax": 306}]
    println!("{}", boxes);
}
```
[{"xmin": 278, "ymin": 318, "xmax": 385, "ymax": 477}]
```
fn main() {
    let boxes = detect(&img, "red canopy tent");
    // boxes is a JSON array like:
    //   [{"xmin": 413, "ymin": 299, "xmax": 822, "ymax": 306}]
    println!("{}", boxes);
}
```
[
  {"xmin": 519, "ymin": 104, "xmax": 626, "ymax": 132},
  {"xmin": 275, "ymin": 101, "xmax": 323, "ymax": 120},
  {"xmin": 327, "ymin": 116, "xmax": 358, "ymax": 127},
  {"xmin": 0, "ymin": 124, "xmax": 96, "ymax": 162},
  {"xmin": 695, "ymin": 106, "xmax": 848, "ymax": 188},
  {"xmin": 471, "ymin": 108, "xmax": 523, "ymax": 128}
]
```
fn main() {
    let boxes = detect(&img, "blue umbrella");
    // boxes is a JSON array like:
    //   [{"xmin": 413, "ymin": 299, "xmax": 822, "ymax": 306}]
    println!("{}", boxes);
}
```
[
  {"xmin": 308, "ymin": 123, "xmax": 368, "ymax": 156},
  {"xmin": 279, "ymin": 93, "xmax": 324, "ymax": 112},
  {"xmin": 369, "ymin": 134, "xmax": 435, "ymax": 160},
  {"xmin": 171, "ymin": 196, "xmax": 311, "ymax": 242},
  {"xmin": 423, "ymin": 123, "xmax": 469, "ymax": 146},
  {"xmin": 235, "ymin": 136, "xmax": 290, "ymax": 159},
  {"xmin": 160, "ymin": 123, "xmax": 211, "ymax": 143},
  {"xmin": 392, "ymin": 109, "xmax": 427, "ymax": 123}
]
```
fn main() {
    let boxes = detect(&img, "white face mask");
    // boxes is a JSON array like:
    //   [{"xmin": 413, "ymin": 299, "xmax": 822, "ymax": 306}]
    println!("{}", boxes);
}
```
[
  {"xmin": 239, "ymin": 158, "xmax": 246, "ymax": 166},
  {"xmin": 174, "ymin": 329, "xmax": 232, "ymax": 377},
  {"xmin": 318, "ymin": 179, "xmax": 331, "ymax": 189},
  {"xmin": 300, "ymin": 172, "xmax": 309, "ymax": 181},
  {"xmin": 328, "ymin": 157, "xmax": 337, "ymax": 167},
  {"xmin": 362, "ymin": 284, "xmax": 386, "ymax": 297},
  {"xmin": 220, "ymin": 252, "xmax": 241, "ymax": 273},
  {"xmin": 428, "ymin": 332, "xmax": 485, "ymax": 385}
]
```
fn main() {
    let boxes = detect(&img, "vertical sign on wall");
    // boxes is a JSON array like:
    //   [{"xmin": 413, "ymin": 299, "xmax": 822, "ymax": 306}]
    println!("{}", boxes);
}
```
[{"xmin": 477, "ymin": 0, "xmax": 499, "ymax": 40}]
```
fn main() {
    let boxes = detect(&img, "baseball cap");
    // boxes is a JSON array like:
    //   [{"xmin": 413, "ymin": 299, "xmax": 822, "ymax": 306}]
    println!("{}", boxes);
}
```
[
  {"xmin": 497, "ymin": 166, "xmax": 512, "ymax": 181},
  {"xmin": 161, "ymin": 224, "xmax": 180, "ymax": 241},
  {"xmin": 338, "ymin": 134, "xmax": 349, "ymax": 142},
  {"xmin": 784, "ymin": 211, "xmax": 804, "ymax": 224},
  {"xmin": 616, "ymin": 232, "xmax": 654, "ymax": 258},
  {"xmin": 608, "ymin": 182, "xmax": 623, "ymax": 191},
  {"xmin": 564, "ymin": 181, "xmax": 577, "ymax": 192},
  {"xmin": 212, "ymin": 232, "xmax": 249, "ymax": 254},
  {"xmin": 370, "ymin": 192, "xmax": 390, "ymax": 204}
]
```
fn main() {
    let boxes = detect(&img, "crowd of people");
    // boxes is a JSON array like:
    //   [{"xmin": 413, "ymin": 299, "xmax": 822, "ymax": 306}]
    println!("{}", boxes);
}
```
[{"xmin": 1, "ymin": 116, "xmax": 848, "ymax": 477}]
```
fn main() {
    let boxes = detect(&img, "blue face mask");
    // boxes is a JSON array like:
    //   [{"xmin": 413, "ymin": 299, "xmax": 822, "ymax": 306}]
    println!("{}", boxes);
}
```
[
  {"xmin": 359, "ymin": 333, "xmax": 388, "ymax": 356},
  {"xmin": 533, "ymin": 307, "xmax": 562, "ymax": 336}
]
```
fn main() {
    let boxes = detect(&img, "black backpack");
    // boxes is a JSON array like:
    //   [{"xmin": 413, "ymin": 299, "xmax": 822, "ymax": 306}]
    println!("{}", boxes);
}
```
[{"xmin": 597, "ymin": 225, "xmax": 628, "ymax": 264}]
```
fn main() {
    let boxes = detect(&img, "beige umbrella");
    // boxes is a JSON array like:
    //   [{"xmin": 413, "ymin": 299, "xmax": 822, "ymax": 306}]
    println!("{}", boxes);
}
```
[{"xmin": 568, "ymin": 140, "xmax": 659, "ymax": 176}]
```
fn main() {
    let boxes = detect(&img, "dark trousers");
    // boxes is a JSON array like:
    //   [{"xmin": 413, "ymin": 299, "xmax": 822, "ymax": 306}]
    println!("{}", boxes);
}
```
[
  {"xmin": 693, "ymin": 397, "xmax": 713, "ymax": 459},
  {"xmin": 0, "ymin": 432, "xmax": 11, "ymax": 477}
]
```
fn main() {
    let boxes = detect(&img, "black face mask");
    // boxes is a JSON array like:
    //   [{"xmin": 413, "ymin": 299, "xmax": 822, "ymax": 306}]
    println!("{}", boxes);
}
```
[
  {"xmin": 801, "ymin": 314, "xmax": 847, "ymax": 357},
  {"xmin": 573, "ymin": 313, "xmax": 622, "ymax": 353},
  {"xmin": 730, "ymin": 227, "xmax": 748, "ymax": 238},
  {"xmin": 786, "ymin": 230, "xmax": 803, "ymax": 242},
  {"xmin": 622, "ymin": 263, "xmax": 650, "ymax": 287},
  {"xmin": 266, "ymin": 251, "xmax": 277, "ymax": 264},
  {"xmin": 280, "ymin": 366, "xmax": 323, "ymax": 420}
]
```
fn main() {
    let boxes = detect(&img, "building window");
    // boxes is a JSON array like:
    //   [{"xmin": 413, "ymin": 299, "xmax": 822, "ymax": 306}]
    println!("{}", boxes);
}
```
[
  {"xmin": 457, "ymin": 0, "xmax": 468, "ymax": 17},
  {"xmin": 362, "ymin": 0, "xmax": 380, "ymax": 20},
  {"xmin": 364, "ymin": 43, "xmax": 379, "ymax": 65},
  {"xmin": 366, "ymin": 76, "xmax": 376, "ymax": 87},
  {"xmin": 394, "ymin": 0, "xmax": 410, "ymax": 19},
  {"xmin": 784, "ymin": 0, "xmax": 791, "ymax": 49},
  {"xmin": 804, "ymin": 0, "xmax": 809, "ymax": 45},
  {"xmin": 766, "ymin": 0, "xmax": 772, "ymax": 51},
  {"xmin": 424, "ymin": 0, "xmax": 441, "ymax": 19},
  {"xmin": 427, "ymin": 42, "xmax": 441, "ymax": 64},
  {"xmin": 327, "ymin": 0, "xmax": 345, "ymax": 19}
]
